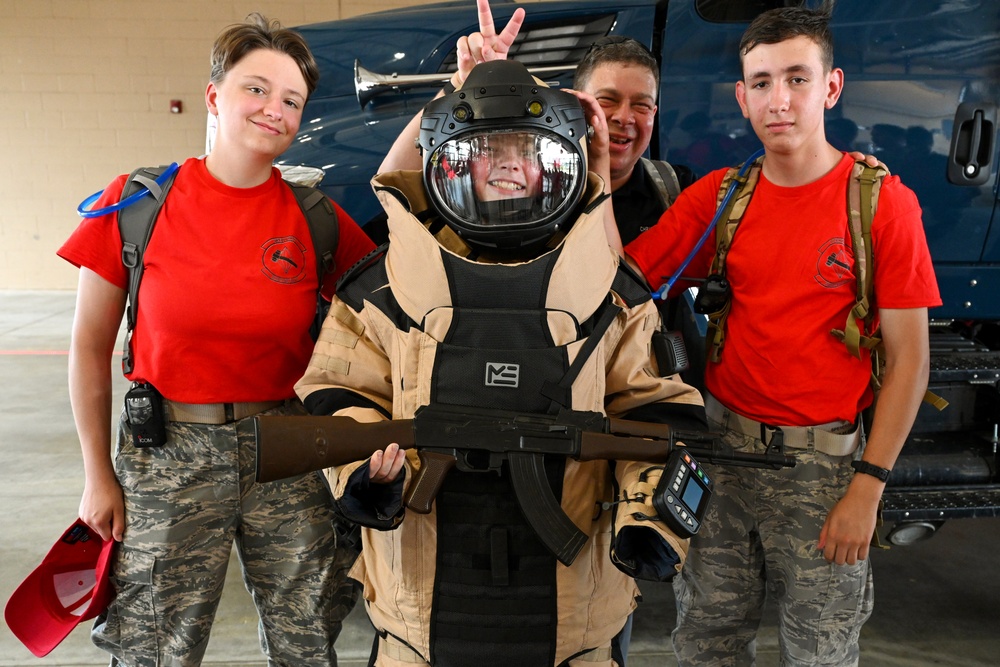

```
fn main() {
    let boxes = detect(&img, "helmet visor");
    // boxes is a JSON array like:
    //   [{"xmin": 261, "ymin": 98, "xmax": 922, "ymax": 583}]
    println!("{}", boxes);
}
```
[{"xmin": 426, "ymin": 129, "xmax": 584, "ymax": 234}]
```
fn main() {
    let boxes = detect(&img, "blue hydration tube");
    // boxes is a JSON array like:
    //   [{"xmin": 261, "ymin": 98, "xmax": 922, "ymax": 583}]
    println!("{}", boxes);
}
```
[
  {"xmin": 651, "ymin": 148, "xmax": 764, "ymax": 301},
  {"xmin": 76, "ymin": 162, "xmax": 180, "ymax": 218}
]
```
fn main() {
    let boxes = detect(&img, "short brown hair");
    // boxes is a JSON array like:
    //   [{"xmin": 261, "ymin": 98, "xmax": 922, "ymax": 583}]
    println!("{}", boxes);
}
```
[
  {"xmin": 739, "ymin": 7, "xmax": 834, "ymax": 73},
  {"xmin": 210, "ymin": 13, "xmax": 319, "ymax": 97},
  {"xmin": 573, "ymin": 36, "xmax": 659, "ymax": 92}
]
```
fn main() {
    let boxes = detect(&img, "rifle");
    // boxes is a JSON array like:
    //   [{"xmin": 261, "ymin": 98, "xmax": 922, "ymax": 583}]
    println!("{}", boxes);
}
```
[{"xmin": 254, "ymin": 403, "xmax": 794, "ymax": 566}]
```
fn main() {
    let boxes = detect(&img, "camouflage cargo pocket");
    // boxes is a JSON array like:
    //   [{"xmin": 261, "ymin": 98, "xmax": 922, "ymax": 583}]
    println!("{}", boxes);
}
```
[{"xmin": 93, "ymin": 546, "xmax": 158, "ymax": 663}]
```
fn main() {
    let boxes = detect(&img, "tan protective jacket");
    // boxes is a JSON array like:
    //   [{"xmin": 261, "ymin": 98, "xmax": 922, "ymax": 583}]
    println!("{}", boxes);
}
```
[{"xmin": 296, "ymin": 170, "xmax": 703, "ymax": 665}]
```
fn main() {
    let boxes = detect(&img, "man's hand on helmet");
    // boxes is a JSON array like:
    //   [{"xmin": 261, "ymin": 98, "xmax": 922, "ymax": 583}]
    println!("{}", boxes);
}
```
[{"xmin": 564, "ymin": 89, "xmax": 611, "ymax": 190}]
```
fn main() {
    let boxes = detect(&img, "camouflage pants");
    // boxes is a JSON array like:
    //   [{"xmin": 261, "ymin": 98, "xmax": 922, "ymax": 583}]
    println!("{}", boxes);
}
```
[
  {"xmin": 671, "ymin": 419, "xmax": 874, "ymax": 667},
  {"xmin": 92, "ymin": 402, "xmax": 360, "ymax": 667}
]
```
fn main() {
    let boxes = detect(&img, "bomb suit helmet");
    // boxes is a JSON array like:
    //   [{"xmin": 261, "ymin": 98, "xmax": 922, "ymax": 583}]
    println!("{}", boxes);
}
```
[{"xmin": 419, "ymin": 60, "xmax": 589, "ymax": 250}]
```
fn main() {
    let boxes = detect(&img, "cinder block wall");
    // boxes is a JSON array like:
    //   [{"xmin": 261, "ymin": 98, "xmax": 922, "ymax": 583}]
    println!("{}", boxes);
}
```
[{"xmin": 0, "ymin": 0, "xmax": 441, "ymax": 289}]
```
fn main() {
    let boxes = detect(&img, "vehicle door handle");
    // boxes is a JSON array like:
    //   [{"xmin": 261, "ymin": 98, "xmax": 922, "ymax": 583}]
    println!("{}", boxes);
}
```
[{"xmin": 947, "ymin": 102, "xmax": 996, "ymax": 186}]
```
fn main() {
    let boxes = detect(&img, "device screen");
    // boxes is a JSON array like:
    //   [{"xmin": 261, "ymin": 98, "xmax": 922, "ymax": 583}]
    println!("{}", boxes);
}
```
[{"xmin": 681, "ymin": 475, "xmax": 707, "ymax": 515}]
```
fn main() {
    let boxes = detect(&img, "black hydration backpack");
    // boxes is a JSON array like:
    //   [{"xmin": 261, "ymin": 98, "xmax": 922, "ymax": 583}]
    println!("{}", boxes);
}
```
[{"xmin": 116, "ymin": 164, "xmax": 339, "ymax": 374}]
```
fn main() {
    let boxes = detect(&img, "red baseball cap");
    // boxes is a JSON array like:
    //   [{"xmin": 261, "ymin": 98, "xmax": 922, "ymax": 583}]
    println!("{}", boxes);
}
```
[{"xmin": 5, "ymin": 519, "xmax": 115, "ymax": 657}]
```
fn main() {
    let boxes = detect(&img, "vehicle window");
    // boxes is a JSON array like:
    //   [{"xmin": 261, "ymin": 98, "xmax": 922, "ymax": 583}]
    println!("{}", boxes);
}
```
[
  {"xmin": 696, "ymin": 0, "xmax": 807, "ymax": 23},
  {"xmin": 437, "ymin": 15, "xmax": 615, "ymax": 72}
]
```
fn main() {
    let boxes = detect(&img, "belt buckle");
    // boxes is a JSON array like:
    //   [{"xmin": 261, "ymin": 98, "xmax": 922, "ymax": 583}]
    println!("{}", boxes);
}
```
[{"xmin": 224, "ymin": 403, "xmax": 235, "ymax": 423}]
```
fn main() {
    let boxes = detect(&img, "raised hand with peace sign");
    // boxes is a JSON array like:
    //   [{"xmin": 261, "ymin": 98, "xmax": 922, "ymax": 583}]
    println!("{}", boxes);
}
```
[
  {"xmin": 379, "ymin": 0, "xmax": 524, "ymax": 172},
  {"xmin": 450, "ymin": 0, "xmax": 525, "ymax": 90}
]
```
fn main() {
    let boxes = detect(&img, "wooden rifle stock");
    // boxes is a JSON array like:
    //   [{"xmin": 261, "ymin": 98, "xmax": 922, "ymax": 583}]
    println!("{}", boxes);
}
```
[
  {"xmin": 253, "ymin": 414, "xmax": 455, "ymax": 517},
  {"xmin": 254, "ymin": 415, "xmax": 415, "ymax": 483}
]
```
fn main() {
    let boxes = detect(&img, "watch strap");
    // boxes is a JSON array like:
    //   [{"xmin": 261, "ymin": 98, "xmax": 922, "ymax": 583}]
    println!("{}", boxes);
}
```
[{"xmin": 851, "ymin": 459, "xmax": 891, "ymax": 482}]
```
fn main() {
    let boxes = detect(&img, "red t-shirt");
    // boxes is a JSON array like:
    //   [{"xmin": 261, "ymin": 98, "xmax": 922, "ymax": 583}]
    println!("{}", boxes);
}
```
[
  {"xmin": 627, "ymin": 153, "xmax": 942, "ymax": 425},
  {"xmin": 59, "ymin": 157, "xmax": 375, "ymax": 403}
]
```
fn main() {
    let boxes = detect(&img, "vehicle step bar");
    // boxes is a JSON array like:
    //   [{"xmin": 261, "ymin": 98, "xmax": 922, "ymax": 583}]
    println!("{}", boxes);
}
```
[{"xmin": 882, "ymin": 484, "xmax": 1000, "ymax": 522}]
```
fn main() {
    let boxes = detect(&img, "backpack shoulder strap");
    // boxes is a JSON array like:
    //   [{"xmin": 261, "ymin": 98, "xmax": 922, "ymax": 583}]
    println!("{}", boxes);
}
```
[
  {"xmin": 837, "ymin": 160, "xmax": 886, "ymax": 360},
  {"xmin": 836, "ymin": 161, "xmax": 949, "ymax": 412},
  {"xmin": 710, "ymin": 157, "xmax": 763, "ymax": 274},
  {"xmin": 118, "ymin": 164, "xmax": 178, "ymax": 374},
  {"xmin": 284, "ymin": 181, "xmax": 340, "ymax": 284},
  {"xmin": 703, "ymin": 155, "xmax": 764, "ymax": 362},
  {"xmin": 284, "ymin": 181, "xmax": 341, "ymax": 341},
  {"xmin": 640, "ymin": 157, "xmax": 682, "ymax": 209}
]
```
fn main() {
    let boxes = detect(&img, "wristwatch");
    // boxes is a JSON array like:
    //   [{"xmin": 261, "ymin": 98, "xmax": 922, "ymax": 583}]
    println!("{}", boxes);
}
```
[{"xmin": 851, "ymin": 459, "xmax": 891, "ymax": 482}]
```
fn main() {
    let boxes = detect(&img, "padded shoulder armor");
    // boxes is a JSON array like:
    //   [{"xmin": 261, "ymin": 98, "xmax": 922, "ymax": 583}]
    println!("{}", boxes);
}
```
[
  {"xmin": 612, "ymin": 261, "xmax": 654, "ymax": 309},
  {"xmin": 336, "ymin": 247, "xmax": 416, "ymax": 332}
]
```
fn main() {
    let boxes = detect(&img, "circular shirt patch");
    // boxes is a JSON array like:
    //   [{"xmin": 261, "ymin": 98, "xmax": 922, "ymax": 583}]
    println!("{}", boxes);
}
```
[
  {"xmin": 261, "ymin": 236, "xmax": 308, "ymax": 284},
  {"xmin": 814, "ymin": 237, "xmax": 854, "ymax": 289}
]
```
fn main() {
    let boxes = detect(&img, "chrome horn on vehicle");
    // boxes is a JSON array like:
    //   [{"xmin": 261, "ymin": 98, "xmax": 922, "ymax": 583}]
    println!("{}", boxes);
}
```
[{"xmin": 354, "ymin": 59, "xmax": 576, "ymax": 109}]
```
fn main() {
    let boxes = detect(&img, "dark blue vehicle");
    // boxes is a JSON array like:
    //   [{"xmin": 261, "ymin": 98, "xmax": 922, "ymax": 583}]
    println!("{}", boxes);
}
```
[{"xmin": 280, "ymin": 0, "xmax": 1000, "ymax": 542}]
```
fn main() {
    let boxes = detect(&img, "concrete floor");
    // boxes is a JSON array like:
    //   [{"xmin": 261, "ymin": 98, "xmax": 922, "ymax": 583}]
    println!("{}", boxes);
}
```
[{"xmin": 1, "ymin": 289, "xmax": 998, "ymax": 667}]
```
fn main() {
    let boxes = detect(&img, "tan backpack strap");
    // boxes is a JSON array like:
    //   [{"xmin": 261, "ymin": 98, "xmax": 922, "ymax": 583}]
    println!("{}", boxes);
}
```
[
  {"xmin": 705, "ymin": 156, "xmax": 763, "ymax": 361},
  {"xmin": 641, "ymin": 157, "xmax": 682, "ymax": 209},
  {"xmin": 840, "ymin": 162, "xmax": 886, "ymax": 359},
  {"xmin": 922, "ymin": 390, "xmax": 950, "ymax": 411},
  {"xmin": 837, "ymin": 161, "xmax": 949, "ymax": 412},
  {"xmin": 709, "ymin": 161, "xmax": 760, "ymax": 274}
]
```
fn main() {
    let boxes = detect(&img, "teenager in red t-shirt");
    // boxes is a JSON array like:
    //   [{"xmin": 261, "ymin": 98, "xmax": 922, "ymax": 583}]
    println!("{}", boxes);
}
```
[
  {"xmin": 57, "ymin": 14, "xmax": 373, "ymax": 666},
  {"xmin": 616, "ymin": 8, "xmax": 940, "ymax": 666}
]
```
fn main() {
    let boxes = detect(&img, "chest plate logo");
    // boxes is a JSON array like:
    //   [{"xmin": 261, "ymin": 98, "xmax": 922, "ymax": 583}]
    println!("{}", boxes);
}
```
[{"xmin": 485, "ymin": 362, "xmax": 519, "ymax": 388}]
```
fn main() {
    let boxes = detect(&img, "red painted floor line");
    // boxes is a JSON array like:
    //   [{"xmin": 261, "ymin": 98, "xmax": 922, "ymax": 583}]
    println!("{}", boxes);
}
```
[{"xmin": 0, "ymin": 350, "xmax": 123, "ymax": 355}]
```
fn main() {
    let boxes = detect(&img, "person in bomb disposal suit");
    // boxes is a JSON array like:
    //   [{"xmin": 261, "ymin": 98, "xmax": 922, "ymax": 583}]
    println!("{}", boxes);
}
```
[
  {"xmin": 57, "ymin": 13, "xmax": 374, "ymax": 665},
  {"xmin": 293, "ymin": 49, "xmax": 709, "ymax": 666}
]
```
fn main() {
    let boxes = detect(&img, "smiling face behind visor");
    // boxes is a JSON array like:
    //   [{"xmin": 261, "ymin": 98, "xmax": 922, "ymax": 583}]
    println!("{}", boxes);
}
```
[
  {"xmin": 426, "ymin": 129, "xmax": 583, "ymax": 244},
  {"xmin": 471, "ymin": 132, "xmax": 543, "ymax": 203},
  {"xmin": 419, "ymin": 60, "xmax": 589, "ymax": 250}
]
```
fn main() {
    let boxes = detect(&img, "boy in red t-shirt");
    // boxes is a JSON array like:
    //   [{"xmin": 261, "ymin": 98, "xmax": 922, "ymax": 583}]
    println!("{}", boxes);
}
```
[
  {"xmin": 56, "ymin": 13, "xmax": 374, "ymax": 666},
  {"xmin": 617, "ymin": 7, "xmax": 940, "ymax": 666}
]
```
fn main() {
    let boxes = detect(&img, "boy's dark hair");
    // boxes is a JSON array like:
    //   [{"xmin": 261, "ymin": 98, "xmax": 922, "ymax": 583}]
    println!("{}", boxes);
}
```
[
  {"xmin": 739, "ymin": 7, "xmax": 834, "ymax": 73},
  {"xmin": 573, "ymin": 36, "xmax": 659, "ymax": 91},
  {"xmin": 210, "ymin": 13, "xmax": 319, "ymax": 97}
]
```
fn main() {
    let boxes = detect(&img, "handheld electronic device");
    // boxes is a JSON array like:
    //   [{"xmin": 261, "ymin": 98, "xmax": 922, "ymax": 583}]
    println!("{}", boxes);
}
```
[
  {"xmin": 652, "ymin": 329, "xmax": 690, "ymax": 376},
  {"xmin": 124, "ymin": 382, "xmax": 166, "ymax": 448},
  {"xmin": 692, "ymin": 274, "xmax": 731, "ymax": 314},
  {"xmin": 653, "ymin": 448, "xmax": 713, "ymax": 538}
]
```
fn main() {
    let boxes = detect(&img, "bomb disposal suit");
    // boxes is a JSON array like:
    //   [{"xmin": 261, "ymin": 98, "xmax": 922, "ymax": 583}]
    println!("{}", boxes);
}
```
[{"xmin": 295, "ymin": 61, "xmax": 706, "ymax": 667}]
